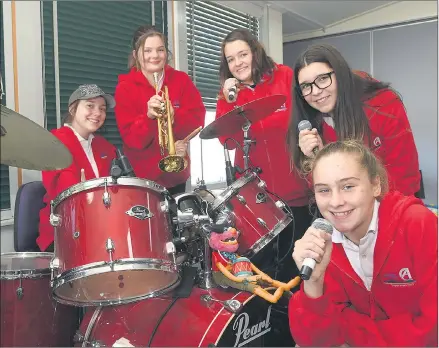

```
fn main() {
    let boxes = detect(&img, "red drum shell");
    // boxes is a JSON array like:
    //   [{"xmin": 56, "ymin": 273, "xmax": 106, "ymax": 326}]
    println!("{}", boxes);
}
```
[
  {"xmin": 52, "ymin": 177, "xmax": 179, "ymax": 306},
  {"xmin": 209, "ymin": 173, "xmax": 292, "ymax": 258},
  {"xmin": 1, "ymin": 252, "xmax": 78, "ymax": 347},
  {"xmin": 76, "ymin": 287, "xmax": 295, "ymax": 347}
]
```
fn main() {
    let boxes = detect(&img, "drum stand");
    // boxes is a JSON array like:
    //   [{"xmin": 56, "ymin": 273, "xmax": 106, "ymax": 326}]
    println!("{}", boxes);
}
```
[
  {"xmin": 198, "ymin": 233, "xmax": 216, "ymax": 289},
  {"xmin": 242, "ymin": 121, "xmax": 256, "ymax": 170}
]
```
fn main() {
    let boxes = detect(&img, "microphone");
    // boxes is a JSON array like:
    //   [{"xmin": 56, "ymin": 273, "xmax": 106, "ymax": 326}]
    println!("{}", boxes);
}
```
[
  {"xmin": 300, "ymin": 218, "xmax": 333, "ymax": 280},
  {"xmin": 224, "ymin": 144, "xmax": 235, "ymax": 186},
  {"xmin": 298, "ymin": 120, "xmax": 319, "ymax": 156},
  {"xmin": 116, "ymin": 148, "xmax": 136, "ymax": 177},
  {"xmin": 228, "ymin": 85, "xmax": 237, "ymax": 102},
  {"xmin": 110, "ymin": 158, "xmax": 123, "ymax": 179}
]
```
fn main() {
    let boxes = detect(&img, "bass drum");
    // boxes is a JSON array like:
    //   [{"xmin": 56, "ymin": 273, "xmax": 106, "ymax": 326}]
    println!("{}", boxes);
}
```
[{"xmin": 75, "ymin": 287, "xmax": 295, "ymax": 347}]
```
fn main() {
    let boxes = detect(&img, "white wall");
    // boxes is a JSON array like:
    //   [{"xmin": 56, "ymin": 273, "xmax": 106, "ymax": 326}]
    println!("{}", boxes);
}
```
[
  {"xmin": 1, "ymin": 1, "xmax": 44, "ymax": 252},
  {"xmin": 283, "ymin": 1, "xmax": 437, "ymax": 42}
]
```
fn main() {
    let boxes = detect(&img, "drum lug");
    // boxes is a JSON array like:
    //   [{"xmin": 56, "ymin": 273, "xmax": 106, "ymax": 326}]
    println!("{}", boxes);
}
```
[
  {"xmin": 257, "ymin": 180, "xmax": 267, "ymax": 189},
  {"xmin": 236, "ymin": 195, "xmax": 246, "ymax": 205},
  {"xmin": 106, "ymin": 238, "xmax": 115, "ymax": 265},
  {"xmin": 72, "ymin": 331, "xmax": 84, "ymax": 344},
  {"xmin": 200, "ymin": 294, "xmax": 242, "ymax": 314},
  {"xmin": 166, "ymin": 242, "xmax": 177, "ymax": 265},
  {"xmin": 257, "ymin": 218, "xmax": 269, "ymax": 230},
  {"xmin": 49, "ymin": 213, "xmax": 61, "ymax": 227},
  {"xmin": 50, "ymin": 257, "xmax": 60, "ymax": 282},
  {"xmin": 256, "ymin": 192, "xmax": 267, "ymax": 204},
  {"xmin": 160, "ymin": 200, "xmax": 169, "ymax": 213},
  {"xmin": 16, "ymin": 277, "xmax": 23, "ymax": 300},
  {"xmin": 102, "ymin": 179, "xmax": 111, "ymax": 207}
]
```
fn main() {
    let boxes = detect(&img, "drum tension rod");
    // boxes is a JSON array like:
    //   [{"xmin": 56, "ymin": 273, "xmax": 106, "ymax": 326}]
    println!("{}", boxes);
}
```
[{"xmin": 16, "ymin": 275, "xmax": 23, "ymax": 300}]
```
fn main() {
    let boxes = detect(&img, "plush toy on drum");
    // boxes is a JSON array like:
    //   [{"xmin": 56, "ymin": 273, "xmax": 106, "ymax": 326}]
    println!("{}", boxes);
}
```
[{"xmin": 203, "ymin": 211, "xmax": 301, "ymax": 303}]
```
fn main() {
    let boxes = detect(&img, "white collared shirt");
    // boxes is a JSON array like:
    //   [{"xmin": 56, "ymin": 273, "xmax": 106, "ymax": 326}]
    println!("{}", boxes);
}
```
[
  {"xmin": 64, "ymin": 124, "xmax": 99, "ymax": 177},
  {"xmin": 332, "ymin": 200, "xmax": 380, "ymax": 290}
]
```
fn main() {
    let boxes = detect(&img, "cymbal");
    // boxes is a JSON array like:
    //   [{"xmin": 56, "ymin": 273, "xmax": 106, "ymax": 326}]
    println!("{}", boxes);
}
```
[
  {"xmin": 199, "ymin": 95, "xmax": 286, "ymax": 140},
  {"xmin": 0, "ymin": 105, "xmax": 72, "ymax": 170}
]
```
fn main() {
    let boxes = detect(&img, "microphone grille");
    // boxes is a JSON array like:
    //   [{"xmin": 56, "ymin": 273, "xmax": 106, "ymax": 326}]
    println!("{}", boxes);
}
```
[
  {"xmin": 298, "ymin": 120, "xmax": 312, "ymax": 132},
  {"xmin": 312, "ymin": 218, "xmax": 333, "ymax": 235}
]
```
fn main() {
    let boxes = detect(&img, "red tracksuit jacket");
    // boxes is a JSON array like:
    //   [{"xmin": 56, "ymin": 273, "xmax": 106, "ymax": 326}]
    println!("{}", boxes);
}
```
[
  {"xmin": 289, "ymin": 191, "xmax": 438, "ymax": 347},
  {"xmin": 322, "ymin": 89, "xmax": 420, "ymax": 196},
  {"xmin": 37, "ymin": 126, "xmax": 116, "ymax": 251},
  {"xmin": 216, "ymin": 64, "xmax": 309, "ymax": 207},
  {"xmin": 114, "ymin": 65, "xmax": 205, "ymax": 189}
]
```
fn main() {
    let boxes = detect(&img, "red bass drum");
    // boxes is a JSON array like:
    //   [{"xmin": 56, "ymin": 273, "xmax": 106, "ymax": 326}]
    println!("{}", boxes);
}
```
[{"xmin": 75, "ymin": 286, "xmax": 295, "ymax": 347}]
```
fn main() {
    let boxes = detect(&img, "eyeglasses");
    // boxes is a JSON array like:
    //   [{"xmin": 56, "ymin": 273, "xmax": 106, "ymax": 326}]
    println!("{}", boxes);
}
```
[{"xmin": 298, "ymin": 71, "xmax": 334, "ymax": 97}]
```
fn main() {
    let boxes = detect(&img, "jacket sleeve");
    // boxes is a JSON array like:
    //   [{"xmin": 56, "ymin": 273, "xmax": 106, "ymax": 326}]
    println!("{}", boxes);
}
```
[
  {"xmin": 290, "ymin": 209, "xmax": 438, "ymax": 347},
  {"xmin": 172, "ymin": 73, "xmax": 206, "ymax": 140},
  {"xmin": 369, "ymin": 96, "xmax": 421, "ymax": 195},
  {"xmin": 42, "ymin": 163, "xmax": 79, "ymax": 198},
  {"xmin": 114, "ymin": 82, "xmax": 158, "ymax": 150}
]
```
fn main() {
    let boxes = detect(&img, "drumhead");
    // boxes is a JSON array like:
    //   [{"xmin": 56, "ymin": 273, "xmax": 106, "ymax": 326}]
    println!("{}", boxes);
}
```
[
  {"xmin": 0, "ymin": 252, "xmax": 54, "ymax": 279},
  {"xmin": 51, "ymin": 176, "xmax": 166, "ymax": 208},
  {"xmin": 209, "ymin": 172, "xmax": 257, "ymax": 212}
]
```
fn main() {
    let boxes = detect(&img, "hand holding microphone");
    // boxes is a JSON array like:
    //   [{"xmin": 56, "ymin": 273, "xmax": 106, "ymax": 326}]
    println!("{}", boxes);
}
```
[
  {"xmin": 223, "ymin": 78, "xmax": 239, "ymax": 103},
  {"xmin": 292, "ymin": 218, "xmax": 333, "ymax": 282},
  {"xmin": 297, "ymin": 120, "xmax": 324, "ymax": 158}
]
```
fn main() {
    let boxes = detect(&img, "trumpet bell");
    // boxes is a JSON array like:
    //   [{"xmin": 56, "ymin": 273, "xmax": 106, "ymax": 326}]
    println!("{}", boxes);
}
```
[{"xmin": 159, "ymin": 155, "xmax": 188, "ymax": 173}]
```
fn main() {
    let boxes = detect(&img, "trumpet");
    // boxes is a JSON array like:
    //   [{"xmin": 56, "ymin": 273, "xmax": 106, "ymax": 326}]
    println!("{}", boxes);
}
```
[{"xmin": 153, "ymin": 72, "xmax": 187, "ymax": 173}]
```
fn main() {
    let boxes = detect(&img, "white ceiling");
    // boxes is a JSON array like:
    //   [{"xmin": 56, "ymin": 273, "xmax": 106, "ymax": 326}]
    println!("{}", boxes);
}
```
[{"xmin": 248, "ymin": 1, "xmax": 397, "ymax": 36}]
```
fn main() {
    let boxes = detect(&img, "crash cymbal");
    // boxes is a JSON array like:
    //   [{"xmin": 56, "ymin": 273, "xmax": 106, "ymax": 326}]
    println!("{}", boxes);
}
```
[
  {"xmin": 199, "ymin": 95, "xmax": 286, "ymax": 140},
  {"xmin": 0, "ymin": 105, "xmax": 72, "ymax": 170}
]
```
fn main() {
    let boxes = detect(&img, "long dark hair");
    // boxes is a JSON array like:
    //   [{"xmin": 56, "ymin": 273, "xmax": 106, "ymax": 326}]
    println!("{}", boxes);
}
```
[
  {"xmin": 219, "ymin": 28, "xmax": 275, "ymax": 87},
  {"xmin": 286, "ymin": 44, "xmax": 390, "ymax": 171}
]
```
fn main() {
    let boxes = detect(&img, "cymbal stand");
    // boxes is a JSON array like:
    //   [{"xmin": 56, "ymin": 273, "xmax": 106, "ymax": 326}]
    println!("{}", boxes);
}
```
[
  {"xmin": 198, "ymin": 232, "xmax": 216, "ymax": 289},
  {"xmin": 242, "ymin": 121, "xmax": 256, "ymax": 170}
]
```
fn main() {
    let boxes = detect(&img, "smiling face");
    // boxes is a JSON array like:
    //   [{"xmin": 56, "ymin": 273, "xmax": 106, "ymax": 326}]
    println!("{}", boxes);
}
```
[
  {"xmin": 313, "ymin": 152, "xmax": 381, "ymax": 243},
  {"xmin": 298, "ymin": 62, "xmax": 338, "ymax": 115},
  {"xmin": 70, "ymin": 97, "xmax": 107, "ymax": 139},
  {"xmin": 135, "ymin": 34, "xmax": 167, "ymax": 74},
  {"xmin": 224, "ymin": 40, "xmax": 253, "ymax": 84}
]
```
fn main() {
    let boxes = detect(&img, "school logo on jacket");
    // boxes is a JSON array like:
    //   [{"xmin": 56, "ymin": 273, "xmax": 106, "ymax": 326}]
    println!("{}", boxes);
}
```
[
  {"xmin": 100, "ymin": 153, "xmax": 108, "ymax": 159},
  {"xmin": 382, "ymin": 267, "xmax": 416, "ymax": 287},
  {"xmin": 173, "ymin": 101, "xmax": 180, "ymax": 109}
]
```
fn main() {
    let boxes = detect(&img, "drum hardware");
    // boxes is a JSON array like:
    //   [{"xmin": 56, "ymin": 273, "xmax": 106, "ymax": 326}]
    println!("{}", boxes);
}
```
[
  {"xmin": 49, "ymin": 257, "xmax": 60, "ymax": 283},
  {"xmin": 16, "ymin": 276, "xmax": 24, "ymax": 300},
  {"xmin": 198, "ymin": 232, "xmax": 216, "ymax": 290},
  {"xmin": 102, "ymin": 178, "xmax": 111, "ymax": 207},
  {"xmin": 49, "ymin": 202, "xmax": 61, "ymax": 227},
  {"xmin": 257, "ymin": 180, "xmax": 267, "ymax": 189},
  {"xmin": 73, "ymin": 231, "xmax": 80, "ymax": 239},
  {"xmin": 256, "ymin": 192, "xmax": 267, "ymax": 204},
  {"xmin": 80, "ymin": 307, "xmax": 103, "ymax": 348},
  {"xmin": 173, "ymin": 210, "xmax": 211, "ymax": 232},
  {"xmin": 236, "ymin": 195, "xmax": 246, "ymax": 205},
  {"xmin": 200, "ymin": 294, "xmax": 242, "ymax": 314},
  {"xmin": 242, "ymin": 122, "xmax": 256, "ymax": 170},
  {"xmin": 256, "ymin": 218, "xmax": 269, "ymax": 230},
  {"xmin": 166, "ymin": 242, "xmax": 177, "ymax": 266},
  {"xmin": 105, "ymin": 238, "xmax": 116, "ymax": 267}
]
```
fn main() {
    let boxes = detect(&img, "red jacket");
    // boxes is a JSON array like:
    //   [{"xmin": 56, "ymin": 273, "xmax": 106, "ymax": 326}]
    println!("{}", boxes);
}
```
[
  {"xmin": 289, "ymin": 191, "xmax": 438, "ymax": 347},
  {"xmin": 37, "ymin": 126, "xmax": 116, "ymax": 251},
  {"xmin": 216, "ymin": 64, "xmax": 309, "ymax": 207},
  {"xmin": 114, "ymin": 65, "xmax": 205, "ymax": 188},
  {"xmin": 322, "ymin": 89, "xmax": 420, "ymax": 196}
]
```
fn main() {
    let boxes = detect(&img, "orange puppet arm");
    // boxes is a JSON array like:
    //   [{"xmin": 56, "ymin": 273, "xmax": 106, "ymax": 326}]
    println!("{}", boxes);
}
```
[{"xmin": 250, "ymin": 263, "xmax": 301, "ymax": 290}]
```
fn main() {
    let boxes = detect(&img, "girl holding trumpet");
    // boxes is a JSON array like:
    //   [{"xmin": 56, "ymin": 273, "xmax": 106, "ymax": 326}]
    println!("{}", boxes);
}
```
[{"xmin": 115, "ymin": 25, "xmax": 205, "ymax": 194}]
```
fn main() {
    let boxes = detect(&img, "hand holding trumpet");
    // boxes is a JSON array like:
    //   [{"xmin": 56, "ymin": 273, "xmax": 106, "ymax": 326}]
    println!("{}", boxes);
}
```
[{"xmin": 147, "ymin": 94, "xmax": 175, "ymax": 123}]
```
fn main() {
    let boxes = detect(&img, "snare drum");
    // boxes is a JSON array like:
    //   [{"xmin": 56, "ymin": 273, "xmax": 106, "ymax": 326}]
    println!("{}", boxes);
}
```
[
  {"xmin": 74, "ymin": 287, "xmax": 295, "ymax": 347},
  {"xmin": 1, "ymin": 252, "xmax": 78, "ymax": 347},
  {"xmin": 208, "ymin": 172, "xmax": 292, "ymax": 258},
  {"xmin": 50, "ymin": 177, "xmax": 180, "ymax": 306}
]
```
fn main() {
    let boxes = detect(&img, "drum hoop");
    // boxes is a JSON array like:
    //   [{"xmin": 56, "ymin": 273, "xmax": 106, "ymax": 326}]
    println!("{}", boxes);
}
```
[
  {"xmin": 209, "ymin": 172, "xmax": 257, "ymax": 212},
  {"xmin": 52, "ymin": 258, "xmax": 180, "ymax": 307},
  {"xmin": 51, "ymin": 176, "xmax": 166, "ymax": 208},
  {"xmin": 0, "ymin": 252, "xmax": 53, "ymax": 279},
  {"xmin": 242, "ymin": 216, "xmax": 292, "ymax": 258}
]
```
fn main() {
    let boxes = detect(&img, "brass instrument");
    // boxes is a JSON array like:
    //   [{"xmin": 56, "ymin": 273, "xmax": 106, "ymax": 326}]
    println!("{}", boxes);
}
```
[{"xmin": 153, "ymin": 72, "xmax": 188, "ymax": 173}]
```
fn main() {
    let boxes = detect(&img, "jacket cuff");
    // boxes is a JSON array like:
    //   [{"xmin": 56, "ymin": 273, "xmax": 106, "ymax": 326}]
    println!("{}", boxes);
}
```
[{"xmin": 298, "ymin": 283, "xmax": 331, "ymax": 316}]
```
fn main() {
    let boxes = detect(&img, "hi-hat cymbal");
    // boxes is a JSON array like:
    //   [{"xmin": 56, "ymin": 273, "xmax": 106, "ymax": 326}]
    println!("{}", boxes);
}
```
[
  {"xmin": 0, "ymin": 105, "xmax": 72, "ymax": 170},
  {"xmin": 199, "ymin": 95, "xmax": 286, "ymax": 140}
]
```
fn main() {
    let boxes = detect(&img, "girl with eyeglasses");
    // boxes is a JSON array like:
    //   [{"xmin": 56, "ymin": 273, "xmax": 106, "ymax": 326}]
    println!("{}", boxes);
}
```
[{"xmin": 286, "ymin": 44, "xmax": 420, "ymax": 196}]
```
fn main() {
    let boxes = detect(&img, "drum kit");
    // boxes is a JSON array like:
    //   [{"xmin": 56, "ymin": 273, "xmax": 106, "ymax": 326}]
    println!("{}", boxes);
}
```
[{"xmin": 0, "ymin": 95, "xmax": 298, "ymax": 347}]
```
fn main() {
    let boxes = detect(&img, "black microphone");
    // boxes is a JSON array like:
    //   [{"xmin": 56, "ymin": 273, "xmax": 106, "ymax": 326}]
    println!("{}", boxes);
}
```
[
  {"xmin": 110, "ymin": 158, "xmax": 123, "ymax": 180},
  {"xmin": 224, "ymin": 144, "xmax": 235, "ymax": 186},
  {"xmin": 116, "ymin": 148, "xmax": 136, "ymax": 177},
  {"xmin": 300, "ymin": 218, "xmax": 333, "ymax": 280},
  {"xmin": 228, "ymin": 85, "xmax": 237, "ymax": 102},
  {"xmin": 298, "ymin": 120, "xmax": 319, "ymax": 156}
]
